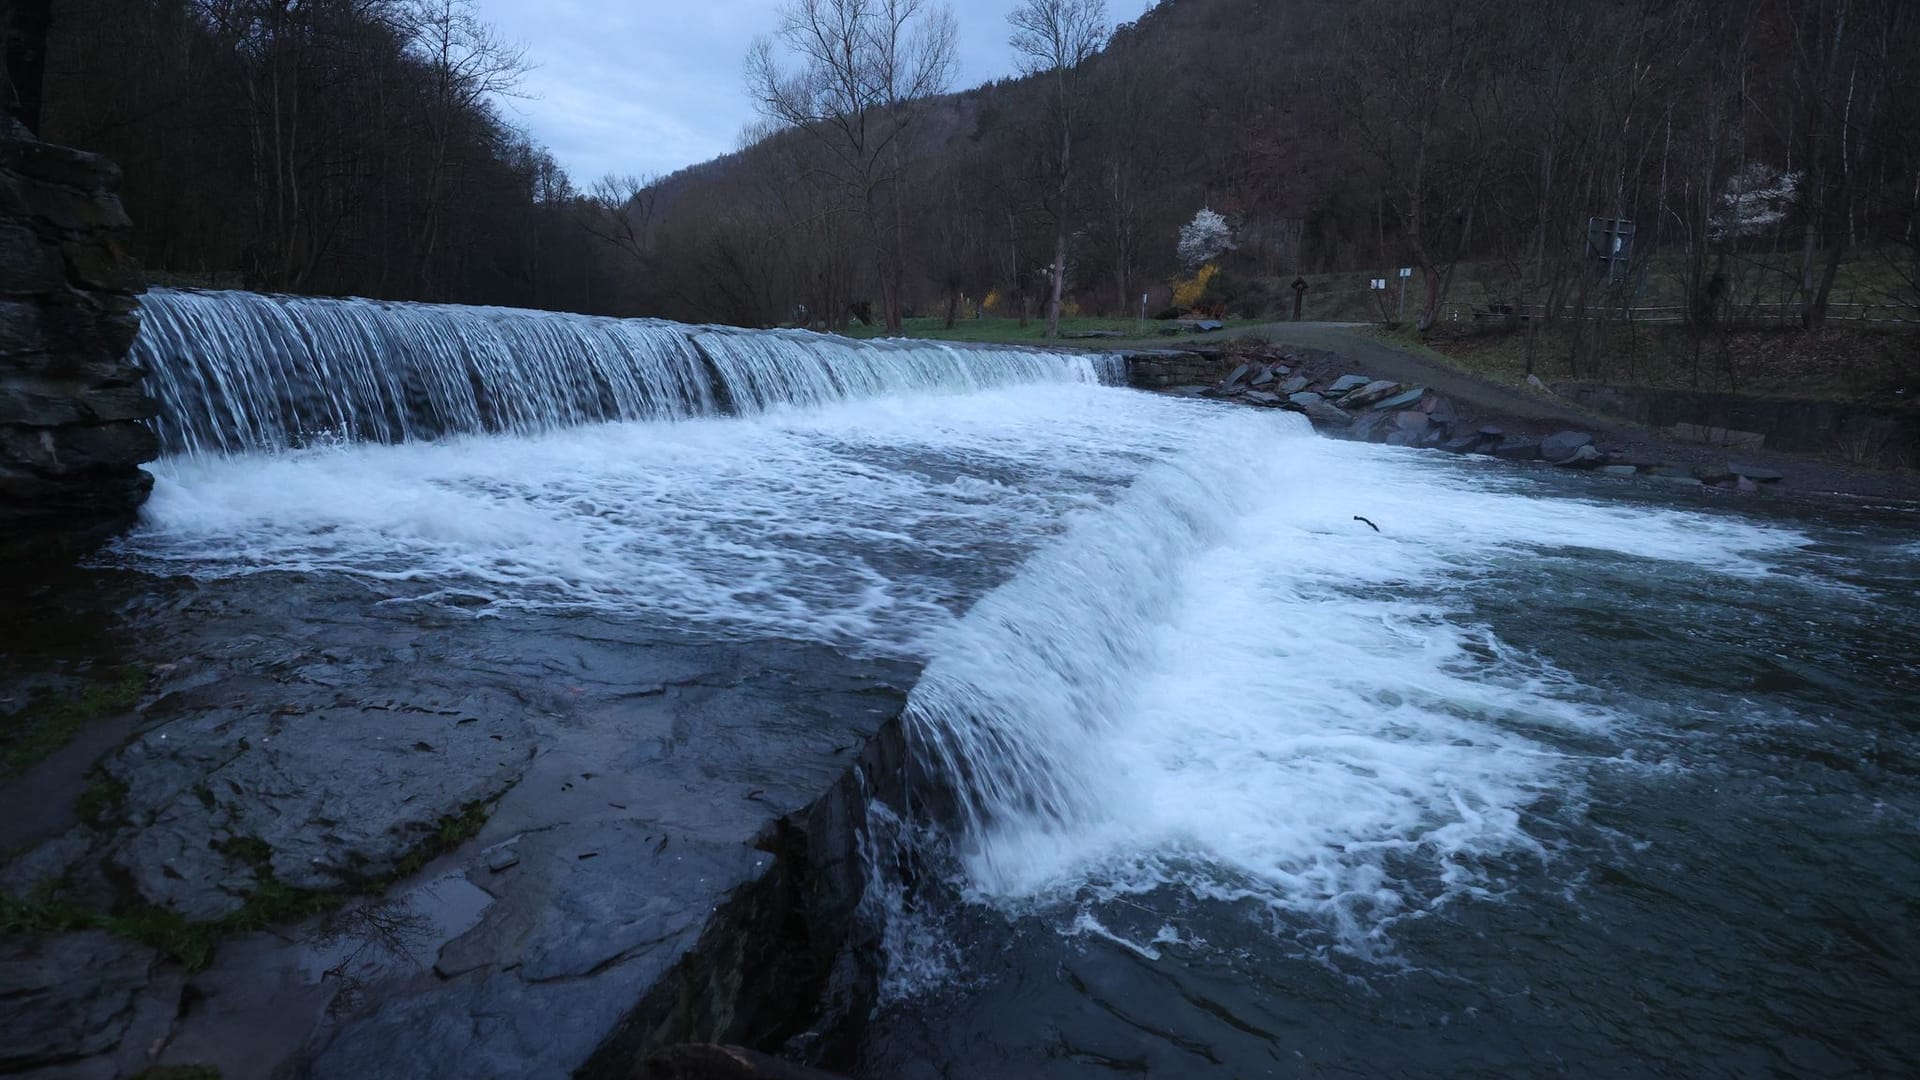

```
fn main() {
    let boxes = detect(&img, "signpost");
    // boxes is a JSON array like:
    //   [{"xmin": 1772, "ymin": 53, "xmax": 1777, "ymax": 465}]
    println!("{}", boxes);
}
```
[
  {"xmin": 1290, "ymin": 277, "xmax": 1309, "ymax": 321},
  {"xmin": 1586, "ymin": 218, "xmax": 1635, "ymax": 281},
  {"xmin": 1398, "ymin": 267, "xmax": 1412, "ymax": 318}
]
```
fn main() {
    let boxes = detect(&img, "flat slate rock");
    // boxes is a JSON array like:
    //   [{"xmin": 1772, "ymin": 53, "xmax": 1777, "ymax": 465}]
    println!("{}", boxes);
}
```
[
  {"xmin": 1298, "ymin": 398, "xmax": 1353, "ymax": 427},
  {"xmin": 1327, "ymin": 374, "xmax": 1371, "ymax": 394},
  {"xmin": 1540, "ymin": 430, "xmax": 1593, "ymax": 462},
  {"xmin": 1490, "ymin": 439, "xmax": 1542, "ymax": 461},
  {"xmin": 1369, "ymin": 387, "xmax": 1426, "ymax": 413},
  {"xmin": 1337, "ymin": 380, "xmax": 1402, "ymax": 410},
  {"xmin": 1279, "ymin": 375, "xmax": 1310, "ymax": 395},
  {"xmin": 313, "ymin": 823, "xmax": 770, "ymax": 1079},
  {"xmin": 105, "ymin": 684, "xmax": 538, "ymax": 921},
  {"xmin": 0, "ymin": 931, "xmax": 154, "ymax": 1071}
]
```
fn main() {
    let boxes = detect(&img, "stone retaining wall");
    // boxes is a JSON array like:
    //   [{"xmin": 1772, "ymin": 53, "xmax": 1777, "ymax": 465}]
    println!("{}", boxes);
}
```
[
  {"xmin": 1121, "ymin": 349, "xmax": 1235, "ymax": 389},
  {"xmin": 0, "ymin": 116, "xmax": 154, "ymax": 528},
  {"xmin": 1554, "ymin": 381, "xmax": 1919, "ymax": 463}
]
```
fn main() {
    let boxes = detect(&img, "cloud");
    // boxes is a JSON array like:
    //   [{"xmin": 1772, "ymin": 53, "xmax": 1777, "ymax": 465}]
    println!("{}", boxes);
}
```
[{"xmin": 476, "ymin": 0, "xmax": 1051, "ymax": 182}]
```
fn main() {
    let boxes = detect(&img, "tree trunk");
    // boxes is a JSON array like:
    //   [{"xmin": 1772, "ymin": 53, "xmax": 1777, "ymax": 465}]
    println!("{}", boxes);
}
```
[
  {"xmin": 1045, "ymin": 226, "xmax": 1065, "ymax": 338},
  {"xmin": 3, "ymin": 0, "xmax": 52, "ymax": 133}
]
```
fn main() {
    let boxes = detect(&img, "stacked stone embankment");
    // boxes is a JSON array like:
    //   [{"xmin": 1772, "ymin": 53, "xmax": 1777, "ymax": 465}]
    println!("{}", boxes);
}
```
[{"xmin": 0, "ymin": 116, "xmax": 154, "ymax": 528}]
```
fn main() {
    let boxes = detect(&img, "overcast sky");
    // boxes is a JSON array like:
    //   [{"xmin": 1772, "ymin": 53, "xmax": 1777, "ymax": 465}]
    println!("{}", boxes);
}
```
[{"xmin": 476, "ymin": 0, "xmax": 1155, "ymax": 185}]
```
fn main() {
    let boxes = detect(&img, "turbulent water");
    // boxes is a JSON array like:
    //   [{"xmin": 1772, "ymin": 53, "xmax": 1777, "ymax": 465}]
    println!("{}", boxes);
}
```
[
  {"xmin": 111, "ymin": 293, "xmax": 1920, "ymax": 1076},
  {"xmin": 133, "ymin": 289, "xmax": 1118, "ymax": 455}
]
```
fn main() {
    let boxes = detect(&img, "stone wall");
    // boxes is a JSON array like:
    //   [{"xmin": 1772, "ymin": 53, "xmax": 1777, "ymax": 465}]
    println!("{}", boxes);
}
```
[
  {"xmin": 0, "ymin": 116, "xmax": 154, "ymax": 528},
  {"xmin": 1121, "ymin": 349, "xmax": 1237, "ymax": 389},
  {"xmin": 1554, "ymin": 381, "xmax": 1920, "ymax": 463}
]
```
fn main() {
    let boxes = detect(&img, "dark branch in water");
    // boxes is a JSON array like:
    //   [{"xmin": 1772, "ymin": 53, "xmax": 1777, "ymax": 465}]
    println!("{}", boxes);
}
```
[{"xmin": 1353, "ymin": 515, "xmax": 1380, "ymax": 533}]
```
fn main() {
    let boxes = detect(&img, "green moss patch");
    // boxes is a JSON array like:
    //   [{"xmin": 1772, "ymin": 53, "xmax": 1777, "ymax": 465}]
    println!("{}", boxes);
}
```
[{"xmin": 0, "ymin": 666, "xmax": 146, "ymax": 779}]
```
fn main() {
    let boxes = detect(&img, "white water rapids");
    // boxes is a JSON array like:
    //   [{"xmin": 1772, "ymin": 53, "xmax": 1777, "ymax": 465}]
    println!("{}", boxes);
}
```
[{"xmin": 123, "ymin": 292, "xmax": 1813, "ymax": 966}]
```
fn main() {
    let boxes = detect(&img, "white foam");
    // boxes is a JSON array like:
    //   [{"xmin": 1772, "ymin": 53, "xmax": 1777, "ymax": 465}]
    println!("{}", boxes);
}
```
[
  {"xmin": 904, "ymin": 433, "xmax": 1813, "ymax": 955},
  {"xmin": 125, "ymin": 386, "xmax": 1214, "ymax": 654},
  {"xmin": 124, "ymin": 382, "xmax": 1815, "ymax": 958}
]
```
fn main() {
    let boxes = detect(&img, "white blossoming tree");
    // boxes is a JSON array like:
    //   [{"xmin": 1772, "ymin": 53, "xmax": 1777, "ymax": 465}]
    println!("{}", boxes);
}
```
[{"xmin": 1177, "ymin": 208, "xmax": 1234, "ymax": 270}]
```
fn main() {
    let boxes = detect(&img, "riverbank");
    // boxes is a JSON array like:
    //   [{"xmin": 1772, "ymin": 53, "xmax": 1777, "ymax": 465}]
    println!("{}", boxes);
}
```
[{"xmin": 1118, "ymin": 323, "xmax": 1920, "ymax": 507}]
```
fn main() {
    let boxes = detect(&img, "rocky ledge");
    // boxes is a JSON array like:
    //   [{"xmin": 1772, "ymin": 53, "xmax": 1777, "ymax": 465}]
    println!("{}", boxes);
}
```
[{"xmin": 0, "ymin": 606, "xmax": 915, "ymax": 1079}]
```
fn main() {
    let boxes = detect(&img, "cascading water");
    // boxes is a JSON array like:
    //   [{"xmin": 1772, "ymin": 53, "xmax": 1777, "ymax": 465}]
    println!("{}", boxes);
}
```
[
  {"xmin": 92, "ymin": 290, "xmax": 1920, "ymax": 1076},
  {"xmin": 131, "ymin": 289, "xmax": 1120, "ymax": 456}
]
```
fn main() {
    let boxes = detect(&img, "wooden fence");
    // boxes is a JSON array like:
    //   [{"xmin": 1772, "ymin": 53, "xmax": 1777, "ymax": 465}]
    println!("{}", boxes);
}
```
[{"xmin": 1437, "ymin": 301, "xmax": 1919, "ymax": 325}]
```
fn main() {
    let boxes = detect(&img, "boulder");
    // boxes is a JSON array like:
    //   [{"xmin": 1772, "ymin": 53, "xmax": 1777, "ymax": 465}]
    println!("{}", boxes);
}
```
[
  {"xmin": 1540, "ymin": 430, "xmax": 1593, "ymax": 462},
  {"xmin": 1279, "ymin": 375, "xmax": 1309, "ymax": 395},
  {"xmin": 1242, "ymin": 390, "xmax": 1281, "ymax": 406},
  {"xmin": 1420, "ymin": 393, "xmax": 1459, "ymax": 423},
  {"xmin": 1439, "ymin": 434, "xmax": 1486, "ymax": 454},
  {"xmin": 1737, "ymin": 476, "xmax": 1759, "ymax": 493},
  {"xmin": 1336, "ymin": 379, "xmax": 1402, "ymax": 410},
  {"xmin": 1249, "ymin": 367, "xmax": 1275, "ymax": 387},
  {"xmin": 1552, "ymin": 444, "xmax": 1606, "ymax": 469},
  {"xmin": 1349, "ymin": 410, "xmax": 1394, "ymax": 443},
  {"xmin": 1327, "ymin": 374, "xmax": 1371, "ymax": 395},
  {"xmin": 1391, "ymin": 410, "xmax": 1431, "ymax": 437},
  {"xmin": 1300, "ymin": 398, "xmax": 1353, "ymax": 427},
  {"xmin": 1478, "ymin": 425, "xmax": 1505, "ymax": 438},
  {"xmin": 1220, "ymin": 363, "xmax": 1252, "ymax": 391}
]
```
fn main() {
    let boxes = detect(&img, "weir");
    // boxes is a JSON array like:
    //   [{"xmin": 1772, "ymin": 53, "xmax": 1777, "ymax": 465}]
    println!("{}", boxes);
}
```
[
  {"xmin": 8, "ymin": 289, "xmax": 1913, "ymax": 1080},
  {"xmin": 131, "ymin": 289, "xmax": 1122, "ymax": 456}
]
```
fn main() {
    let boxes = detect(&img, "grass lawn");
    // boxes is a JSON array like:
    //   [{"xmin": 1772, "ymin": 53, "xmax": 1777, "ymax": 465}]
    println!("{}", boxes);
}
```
[
  {"xmin": 1375, "ymin": 320, "xmax": 1918, "ymax": 403},
  {"xmin": 835, "ymin": 315, "xmax": 1259, "ymax": 349}
]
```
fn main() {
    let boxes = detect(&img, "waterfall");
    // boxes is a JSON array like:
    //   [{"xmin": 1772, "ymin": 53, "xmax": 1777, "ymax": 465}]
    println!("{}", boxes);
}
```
[{"xmin": 130, "ymin": 289, "xmax": 1121, "ymax": 456}]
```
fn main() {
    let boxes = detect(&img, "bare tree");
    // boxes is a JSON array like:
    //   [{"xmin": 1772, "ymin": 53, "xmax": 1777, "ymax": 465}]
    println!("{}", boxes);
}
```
[
  {"xmin": 406, "ymin": 0, "xmax": 528, "ymax": 297},
  {"xmin": 745, "ymin": 0, "xmax": 956, "ymax": 332},
  {"xmin": 1008, "ymin": 0, "xmax": 1106, "ymax": 337},
  {"xmin": 2, "ymin": 0, "xmax": 52, "ymax": 132}
]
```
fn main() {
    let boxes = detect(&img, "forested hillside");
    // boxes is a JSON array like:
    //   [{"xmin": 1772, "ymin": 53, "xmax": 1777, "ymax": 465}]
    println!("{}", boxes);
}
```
[
  {"xmin": 33, "ymin": 0, "xmax": 600, "ymax": 310},
  {"xmin": 20, "ymin": 0, "xmax": 1920, "ymax": 336}
]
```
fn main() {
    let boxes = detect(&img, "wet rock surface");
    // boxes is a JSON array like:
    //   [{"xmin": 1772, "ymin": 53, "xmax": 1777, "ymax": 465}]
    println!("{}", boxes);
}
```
[
  {"xmin": 0, "ymin": 571, "xmax": 916, "ymax": 1077},
  {"xmin": 0, "ymin": 932, "xmax": 153, "ymax": 1071}
]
